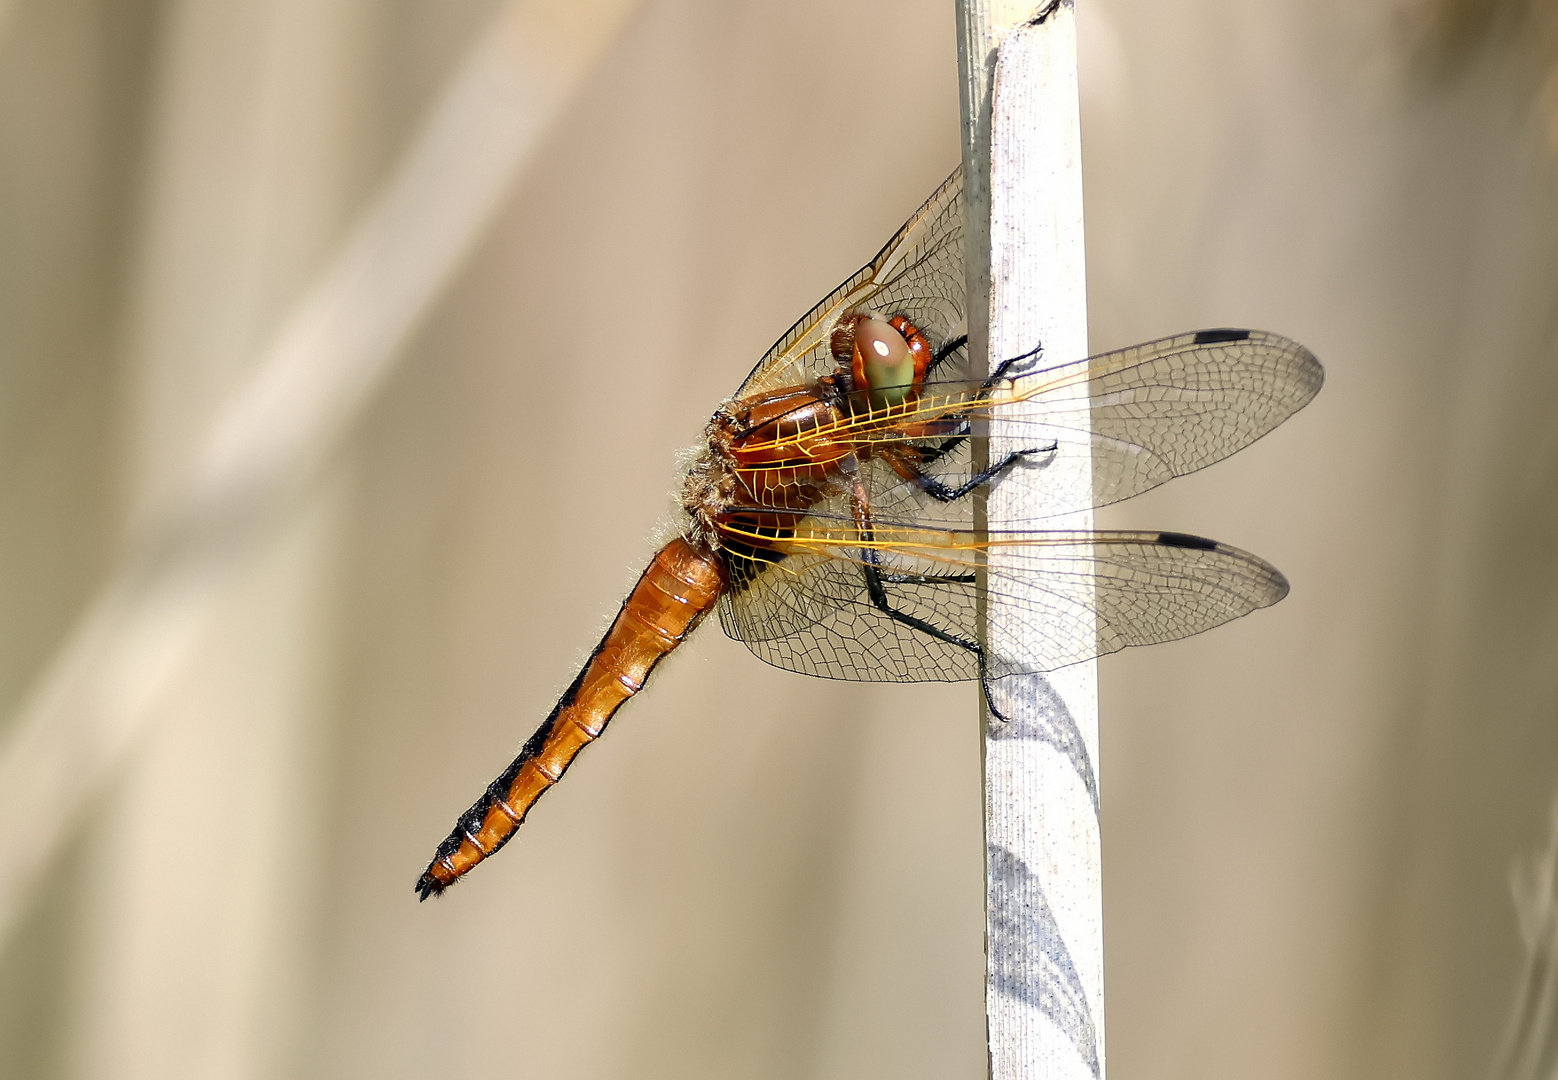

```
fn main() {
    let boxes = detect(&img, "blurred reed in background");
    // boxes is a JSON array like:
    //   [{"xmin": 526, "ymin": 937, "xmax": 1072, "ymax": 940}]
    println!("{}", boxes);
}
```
[{"xmin": 1413, "ymin": 0, "xmax": 1558, "ymax": 143}]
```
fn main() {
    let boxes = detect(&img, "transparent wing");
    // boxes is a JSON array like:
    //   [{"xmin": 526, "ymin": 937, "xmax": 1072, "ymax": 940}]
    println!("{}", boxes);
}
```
[
  {"xmin": 718, "ymin": 521, "xmax": 1289, "ymax": 683},
  {"xmin": 736, "ymin": 168, "xmax": 966, "ymax": 398},
  {"xmin": 729, "ymin": 328, "xmax": 1322, "ymax": 529},
  {"xmin": 716, "ymin": 170, "xmax": 1318, "ymax": 683},
  {"xmin": 981, "ymin": 327, "xmax": 1324, "ymax": 518}
]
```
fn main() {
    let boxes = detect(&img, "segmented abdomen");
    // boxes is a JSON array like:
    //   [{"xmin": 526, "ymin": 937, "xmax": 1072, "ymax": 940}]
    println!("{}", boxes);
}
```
[{"xmin": 415, "ymin": 536, "xmax": 726, "ymax": 899}]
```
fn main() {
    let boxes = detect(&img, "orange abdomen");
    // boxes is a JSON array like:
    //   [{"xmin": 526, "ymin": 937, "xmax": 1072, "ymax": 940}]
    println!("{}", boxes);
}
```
[{"xmin": 416, "ymin": 536, "xmax": 726, "ymax": 899}]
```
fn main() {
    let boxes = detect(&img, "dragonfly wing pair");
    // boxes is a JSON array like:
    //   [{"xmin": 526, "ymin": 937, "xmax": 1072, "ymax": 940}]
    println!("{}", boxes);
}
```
[
  {"xmin": 718, "ymin": 167, "xmax": 1322, "ymax": 684},
  {"xmin": 722, "ymin": 523, "xmax": 1290, "ymax": 682}
]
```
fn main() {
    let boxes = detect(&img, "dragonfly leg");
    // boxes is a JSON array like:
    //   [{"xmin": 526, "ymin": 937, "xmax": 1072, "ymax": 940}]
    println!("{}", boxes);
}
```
[
  {"xmin": 876, "ymin": 570, "xmax": 974, "ymax": 585},
  {"xmin": 859, "ymin": 547, "xmax": 1014, "ymax": 723},
  {"xmin": 983, "ymin": 342, "xmax": 1045, "ymax": 388},
  {"xmin": 905, "ymin": 424, "xmax": 970, "ymax": 466},
  {"xmin": 980, "ymin": 676, "xmax": 1013, "ymax": 724},
  {"xmin": 926, "ymin": 332, "xmax": 969, "ymax": 376},
  {"xmin": 882, "ymin": 443, "xmax": 1056, "ymax": 503},
  {"xmin": 860, "ymin": 543, "xmax": 984, "ymax": 654},
  {"xmin": 923, "ymin": 335, "xmax": 1039, "ymax": 386},
  {"xmin": 850, "ymin": 484, "xmax": 1012, "ymax": 721}
]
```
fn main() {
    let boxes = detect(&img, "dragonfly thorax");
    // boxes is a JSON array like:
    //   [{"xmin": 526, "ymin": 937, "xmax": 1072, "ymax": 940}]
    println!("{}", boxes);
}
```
[
  {"xmin": 679, "ymin": 382, "xmax": 857, "ymax": 556},
  {"xmin": 679, "ymin": 311, "xmax": 939, "ymax": 557}
]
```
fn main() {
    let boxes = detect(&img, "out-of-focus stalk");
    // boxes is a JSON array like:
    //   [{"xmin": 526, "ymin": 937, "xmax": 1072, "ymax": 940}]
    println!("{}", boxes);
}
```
[{"xmin": 0, "ymin": 0, "xmax": 639, "ymax": 947}]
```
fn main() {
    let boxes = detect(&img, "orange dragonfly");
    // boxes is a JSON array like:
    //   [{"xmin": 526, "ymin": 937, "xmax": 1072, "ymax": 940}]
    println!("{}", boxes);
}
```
[{"xmin": 415, "ymin": 167, "xmax": 1322, "ymax": 899}]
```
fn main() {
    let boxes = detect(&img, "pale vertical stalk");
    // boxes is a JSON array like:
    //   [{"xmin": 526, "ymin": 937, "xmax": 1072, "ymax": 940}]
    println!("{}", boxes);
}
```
[{"xmin": 956, "ymin": 4, "xmax": 1103, "ymax": 1079}]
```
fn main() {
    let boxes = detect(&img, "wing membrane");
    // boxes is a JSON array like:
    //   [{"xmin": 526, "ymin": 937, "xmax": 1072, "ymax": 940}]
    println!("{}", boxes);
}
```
[
  {"xmin": 718, "ymin": 172, "xmax": 1317, "ymax": 684},
  {"xmin": 719, "ymin": 523, "xmax": 1288, "ymax": 682},
  {"xmin": 732, "ymin": 328, "xmax": 1322, "ymax": 525},
  {"xmin": 990, "ymin": 328, "xmax": 1323, "ymax": 516},
  {"xmin": 737, "ymin": 169, "xmax": 966, "ymax": 397}
]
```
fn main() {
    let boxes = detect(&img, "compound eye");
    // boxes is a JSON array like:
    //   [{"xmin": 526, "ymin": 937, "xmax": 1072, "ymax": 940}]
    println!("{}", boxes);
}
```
[{"xmin": 853, "ymin": 316, "xmax": 915, "ymax": 407}]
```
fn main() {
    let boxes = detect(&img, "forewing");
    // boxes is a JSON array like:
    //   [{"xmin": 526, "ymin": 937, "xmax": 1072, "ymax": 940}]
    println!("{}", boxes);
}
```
[
  {"xmin": 719, "ymin": 524, "xmax": 1290, "ymax": 682},
  {"xmin": 736, "ymin": 168, "xmax": 966, "ymax": 398},
  {"xmin": 786, "ymin": 328, "xmax": 1319, "ymax": 530},
  {"xmin": 993, "ymin": 328, "xmax": 1323, "ymax": 517}
]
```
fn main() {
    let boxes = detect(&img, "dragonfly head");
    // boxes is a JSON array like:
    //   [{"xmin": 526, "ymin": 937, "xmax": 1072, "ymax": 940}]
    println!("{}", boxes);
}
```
[{"xmin": 830, "ymin": 312, "xmax": 930, "ymax": 411}]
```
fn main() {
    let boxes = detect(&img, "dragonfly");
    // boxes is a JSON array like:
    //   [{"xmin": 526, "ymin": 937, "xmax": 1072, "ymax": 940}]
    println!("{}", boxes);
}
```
[{"xmin": 415, "ymin": 167, "xmax": 1322, "ymax": 900}]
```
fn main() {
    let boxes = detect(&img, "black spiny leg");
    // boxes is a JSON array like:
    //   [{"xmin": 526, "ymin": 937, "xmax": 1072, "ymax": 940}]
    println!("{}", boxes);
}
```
[
  {"xmin": 911, "ymin": 425, "xmax": 970, "ymax": 467},
  {"xmin": 916, "ymin": 338, "xmax": 1045, "ymax": 468},
  {"xmin": 852, "ymin": 494, "xmax": 1012, "ymax": 721},
  {"xmin": 927, "ymin": 335, "xmax": 1042, "ymax": 386},
  {"xmin": 983, "ymin": 342, "xmax": 1044, "ymax": 387},
  {"xmin": 911, "ymin": 340, "xmax": 1052, "ymax": 500},
  {"xmin": 906, "ymin": 445, "xmax": 1055, "ymax": 503},
  {"xmin": 926, "ymin": 336, "xmax": 1042, "ymax": 386},
  {"xmin": 926, "ymin": 333, "xmax": 969, "ymax": 377}
]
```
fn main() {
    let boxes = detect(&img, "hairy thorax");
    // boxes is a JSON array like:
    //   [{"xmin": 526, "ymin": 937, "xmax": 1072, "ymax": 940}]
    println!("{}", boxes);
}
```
[
  {"xmin": 679, "ymin": 312, "xmax": 936, "ymax": 554},
  {"xmin": 680, "ymin": 380, "xmax": 854, "ymax": 554}
]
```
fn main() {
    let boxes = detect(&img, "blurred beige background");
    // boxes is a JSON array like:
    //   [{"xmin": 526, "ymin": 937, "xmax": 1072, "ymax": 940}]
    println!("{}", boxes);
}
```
[{"xmin": 0, "ymin": 0, "xmax": 1555, "ymax": 1078}]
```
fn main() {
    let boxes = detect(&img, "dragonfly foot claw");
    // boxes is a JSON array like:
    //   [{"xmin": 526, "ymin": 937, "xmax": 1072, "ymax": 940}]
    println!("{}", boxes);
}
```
[{"xmin": 985, "ymin": 343, "xmax": 1045, "ymax": 386}]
